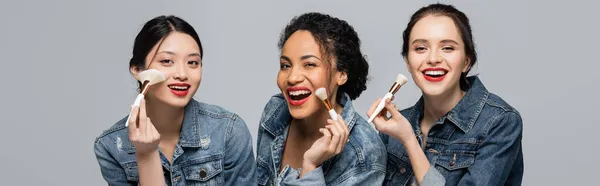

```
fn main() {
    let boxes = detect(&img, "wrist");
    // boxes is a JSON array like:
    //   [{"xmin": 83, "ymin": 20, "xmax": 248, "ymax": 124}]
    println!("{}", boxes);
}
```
[
  {"xmin": 402, "ymin": 137, "xmax": 421, "ymax": 150},
  {"xmin": 136, "ymin": 150, "xmax": 159, "ymax": 161}
]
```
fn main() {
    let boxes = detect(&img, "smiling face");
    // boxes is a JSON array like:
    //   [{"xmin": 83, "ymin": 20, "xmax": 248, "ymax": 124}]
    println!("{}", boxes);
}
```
[
  {"xmin": 131, "ymin": 31, "xmax": 202, "ymax": 108},
  {"xmin": 406, "ymin": 15, "xmax": 471, "ymax": 97},
  {"xmin": 277, "ymin": 30, "xmax": 347, "ymax": 119}
]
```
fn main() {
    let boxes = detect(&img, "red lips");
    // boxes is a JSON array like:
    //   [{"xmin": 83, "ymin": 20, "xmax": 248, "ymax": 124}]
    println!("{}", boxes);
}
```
[
  {"xmin": 286, "ymin": 86, "xmax": 312, "ymax": 106},
  {"xmin": 422, "ymin": 68, "xmax": 448, "ymax": 82},
  {"xmin": 168, "ymin": 83, "xmax": 190, "ymax": 97}
]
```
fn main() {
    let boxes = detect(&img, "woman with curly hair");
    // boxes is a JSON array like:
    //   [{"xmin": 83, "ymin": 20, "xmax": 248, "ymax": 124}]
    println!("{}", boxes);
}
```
[{"xmin": 255, "ymin": 12, "xmax": 387, "ymax": 185}]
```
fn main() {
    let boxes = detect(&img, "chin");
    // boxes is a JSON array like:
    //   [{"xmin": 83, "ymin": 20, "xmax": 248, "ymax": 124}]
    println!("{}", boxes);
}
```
[
  {"xmin": 150, "ymin": 89, "xmax": 196, "ymax": 108},
  {"xmin": 287, "ymin": 97, "xmax": 320, "ymax": 120}
]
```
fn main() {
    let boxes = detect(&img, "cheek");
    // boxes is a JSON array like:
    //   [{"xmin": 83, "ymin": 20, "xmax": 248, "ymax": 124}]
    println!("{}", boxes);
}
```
[
  {"xmin": 306, "ymin": 70, "xmax": 328, "ymax": 88},
  {"xmin": 276, "ymin": 72, "xmax": 287, "ymax": 90}
]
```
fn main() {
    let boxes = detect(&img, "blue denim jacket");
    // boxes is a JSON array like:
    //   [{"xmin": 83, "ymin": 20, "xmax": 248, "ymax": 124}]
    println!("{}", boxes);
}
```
[
  {"xmin": 381, "ymin": 76, "xmax": 524, "ymax": 186},
  {"xmin": 256, "ymin": 93, "xmax": 387, "ymax": 186},
  {"xmin": 94, "ymin": 99, "xmax": 257, "ymax": 186}
]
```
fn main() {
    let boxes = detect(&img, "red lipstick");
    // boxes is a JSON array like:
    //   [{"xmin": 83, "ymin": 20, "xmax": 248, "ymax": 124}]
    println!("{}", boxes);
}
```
[{"xmin": 168, "ymin": 83, "xmax": 190, "ymax": 97}]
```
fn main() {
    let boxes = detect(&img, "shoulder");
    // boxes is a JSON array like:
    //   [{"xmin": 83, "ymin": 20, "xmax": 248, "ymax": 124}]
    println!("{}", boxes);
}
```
[
  {"xmin": 192, "ymin": 99, "xmax": 242, "ymax": 121},
  {"xmin": 95, "ymin": 116, "xmax": 129, "ymax": 145},
  {"xmin": 346, "ymin": 113, "xmax": 387, "ymax": 168},
  {"xmin": 481, "ymin": 92, "xmax": 523, "ymax": 134},
  {"xmin": 399, "ymin": 105, "xmax": 417, "ymax": 118},
  {"xmin": 259, "ymin": 93, "xmax": 286, "ymax": 120}
]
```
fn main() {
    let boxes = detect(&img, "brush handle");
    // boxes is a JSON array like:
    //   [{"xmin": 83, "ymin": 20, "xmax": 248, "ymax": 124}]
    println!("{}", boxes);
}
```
[
  {"xmin": 125, "ymin": 94, "xmax": 145, "ymax": 127},
  {"xmin": 367, "ymin": 92, "xmax": 394, "ymax": 124},
  {"xmin": 328, "ymin": 109, "xmax": 338, "ymax": 121}
]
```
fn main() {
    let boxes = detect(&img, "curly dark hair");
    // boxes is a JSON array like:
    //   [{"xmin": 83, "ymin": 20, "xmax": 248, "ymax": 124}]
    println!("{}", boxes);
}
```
[{"xmin": 278, "ymin": 12, "xmax": 369, "ymax": 101}]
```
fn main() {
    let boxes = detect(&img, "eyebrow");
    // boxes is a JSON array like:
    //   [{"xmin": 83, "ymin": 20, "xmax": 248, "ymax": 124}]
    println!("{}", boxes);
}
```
[
  {"xmin": 301, "ymin": 55, "xmax": 322, "ymax": 61},
  {"xmin": 440, "ymin": 39, "xmax": 459, "ymax": 45},
  {"xmin": 280, "ymin": 54, "xmax": 322, "ymax": 62},
  {"xmin": 156, "ymin": 51, "xmax": 201, "ymax": 57},
  {"xmin": 412, "ymin": 39, "xmax": 459, "ymax": 45}
]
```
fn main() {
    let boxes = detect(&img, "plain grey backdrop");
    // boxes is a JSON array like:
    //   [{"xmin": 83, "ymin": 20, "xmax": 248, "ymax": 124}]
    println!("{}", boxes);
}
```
[{"xmin": 0, "ymin": 0, "xmax": 597, "ymax": 185}]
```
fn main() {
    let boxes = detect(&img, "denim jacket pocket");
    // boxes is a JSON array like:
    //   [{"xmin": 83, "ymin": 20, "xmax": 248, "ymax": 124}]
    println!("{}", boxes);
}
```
[
  {"xmin": 121, "ymin": 161, "xmax": 139, "ymax": 182},
  {"xmin": 182, "ymin": 158, "xmax": 223, "ymax": 185},
  {"xmin": 434, "ymin": 150, "xmax": 475, "ymax": 171}
]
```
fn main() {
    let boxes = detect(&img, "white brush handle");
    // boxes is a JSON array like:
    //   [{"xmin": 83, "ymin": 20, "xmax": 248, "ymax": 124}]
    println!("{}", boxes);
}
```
[
  {"xmin": 328, "ymin": 109, "xmax": 338, "ymax": 121},
  {"xmin": 125, "ymin": 94, "xmax": 144, "ymax": 127},
  {"xmin": 367, "ymin": 92, "xmax": 394, "ymax": 124}
]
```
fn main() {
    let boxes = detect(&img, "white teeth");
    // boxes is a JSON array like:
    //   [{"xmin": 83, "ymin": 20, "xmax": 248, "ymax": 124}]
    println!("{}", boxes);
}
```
[
  {"xmin": 424, "ymin": 70, "xmax": 446, "ymax": 76},
  {"xmin": 289, "ymin": 90, "xmax": 311, "ymax": 96},
  {"xmin": 169, "ymin": 86, "xmax": 188, "ymax": 90}
]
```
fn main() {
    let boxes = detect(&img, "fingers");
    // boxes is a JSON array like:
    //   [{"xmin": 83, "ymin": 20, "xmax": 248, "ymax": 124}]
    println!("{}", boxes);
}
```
[
  {"xmin": 335, "ymin": 115, "xmax": 349, "ymax": 149},
  {"xmin": 366, "ymin": 98, "xmax": 382, "ymax": 118},
  {"xmin": 147, "ymin": 118, "xmax": 160, "ymax": 140},
  {"xmin": 319, "ymin": 128, "xmax": 332, "ymax": 147},
  {"xmin": 384, "ymin": 98, "xmax": 402, "ymax": 119},
  {"xmin": 325, "ymin": 121, "xmax": 341, "ymax": 154},
  {"xmin": 128, "ymin": 106, "xmax": 139, "ymax": 134},
  {"xmin": 138, "ymin": 99, "xmax": 147, "ymax": 132}
]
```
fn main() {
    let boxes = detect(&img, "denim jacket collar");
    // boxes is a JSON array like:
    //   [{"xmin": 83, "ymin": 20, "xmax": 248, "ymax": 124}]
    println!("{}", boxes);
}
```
[
  {"xmin": 125, "ymin": 99, "xmax": 206, "ymax": 153},
  {"xmin": 406, "ymin": 76, "xmax": 489, "ymax": 133},
  {"xmin": 260, "ymin": 93, "xmax": 358, "ymax": 137}
]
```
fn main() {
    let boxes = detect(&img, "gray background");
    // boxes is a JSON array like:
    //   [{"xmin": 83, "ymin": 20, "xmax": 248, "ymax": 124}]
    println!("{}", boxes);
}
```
[{"xmin": 0, "ymin": 0, "xmax": 597, "ymax": 185}]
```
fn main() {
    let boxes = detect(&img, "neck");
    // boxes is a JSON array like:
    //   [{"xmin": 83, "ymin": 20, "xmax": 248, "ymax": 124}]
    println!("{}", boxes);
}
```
[
  {"xmin": 145, "ymin": 98, "xmax": 184, "ymax": 138},
  {"xmin": 422, "ymin": 88, "xmax": 466, "ymax": 127},
  {"xmin": 292, "ymin": 99, "xmax": 344, "ymax": 140}
]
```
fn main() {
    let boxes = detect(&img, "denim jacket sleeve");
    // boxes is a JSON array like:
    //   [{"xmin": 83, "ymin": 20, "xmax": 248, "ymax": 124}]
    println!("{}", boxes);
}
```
[
  {"xmin": 94, "ymin": 140, "xmax": 136, "ymax": 186},
  {"xmin": 421, "ymin": 166, "xmax": 446, "ymax": 186},
  {"xmin": 457, "ymin": 111, "xmax": 523, "ymax": 185},
  {"xmin": 223, "ymin": 115, "xmax": 257, "ymax": 185},
  {"xmin": 278, "ymin": 164, "xmax": 385, "ymax": 186}
]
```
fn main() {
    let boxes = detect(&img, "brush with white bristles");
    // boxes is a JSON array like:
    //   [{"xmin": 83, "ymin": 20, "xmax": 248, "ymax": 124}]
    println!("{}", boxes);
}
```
[
  {"xmin": 125, "ymin": 69, "xmax": 166, "ymax": 127},
  {"xmin": 367, "ymin": 74, "xmax": 408, "ymax": 124},
  {"xmin": 315, "ymin": 87, "xmax": 338, "ymax": 121}
]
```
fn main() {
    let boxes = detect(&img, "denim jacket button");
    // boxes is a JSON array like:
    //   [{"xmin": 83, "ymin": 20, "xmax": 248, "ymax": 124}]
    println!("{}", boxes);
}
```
[
  {"xmin": 200, "ymin": 168, "xmax": 207, "ymax": 178},
  {"xmin": 399, "ymin": 167, "xmax": 406, "ymax": 174}
]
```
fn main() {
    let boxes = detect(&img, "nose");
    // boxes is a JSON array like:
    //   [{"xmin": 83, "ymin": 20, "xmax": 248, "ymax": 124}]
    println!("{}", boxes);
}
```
[
  {"xmin": 426, "ymin": 50, "xmax": 443, "ymax": 65},
  {"xmin": 172, "ymin": 62, "xmax": 188, "ymax": 81},
  {"xmin": 287, "ymin": 66, "xmax": 304, "ymax": 85}
]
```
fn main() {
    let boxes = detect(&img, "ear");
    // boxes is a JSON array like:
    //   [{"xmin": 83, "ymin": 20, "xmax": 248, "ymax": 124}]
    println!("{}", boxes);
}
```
[
  {"xmin": 462, "ymin": 58, "xmax": 471, "ymax": 73},
  {"xmin": 336, "ymin": 71, "xmax": 348, "ymax": 86},
  {"xmin": 130, "ymin": 66, "xmax": 141, "ymax": 81}
]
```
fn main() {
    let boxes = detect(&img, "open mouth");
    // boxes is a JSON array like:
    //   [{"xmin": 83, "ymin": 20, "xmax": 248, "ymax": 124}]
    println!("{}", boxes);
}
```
[
  {"xmin": 168, "ymin": 83, "xmax": 191, "ymax": 97},
  {"xmin": 422, "ymin": 68, "xmax": 448, "ymax": 82},
  {"xmin": 289, "ymin": 90, "xmax": 312, "ymax": 100},
  {"xmin": 168, "ymin": 85, "xmax": 190, "ymax": 91},
  {"xmin": 286, "ymin": 87, "xmax": 312, "ymax": 106},
  {"xmin": 423, "ymin": 70, "xmax": 447, "ymax": 78}
]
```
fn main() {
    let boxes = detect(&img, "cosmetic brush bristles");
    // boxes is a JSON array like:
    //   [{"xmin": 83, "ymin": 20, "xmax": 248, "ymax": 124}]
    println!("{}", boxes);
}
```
[
  {"xmin": 315, "ymin": 87, "xmax": 338, "ymax": 120},
  {"xmin": 125, "ymin": 69, "xmax": 166, "ymax": 127},
  {"xmin": 367, "ymin": 73, "xmax": 408, "ymax": 124},
  {"xmin": 138, "ymin": 69, "xmax": 166, "ymax": 93}
]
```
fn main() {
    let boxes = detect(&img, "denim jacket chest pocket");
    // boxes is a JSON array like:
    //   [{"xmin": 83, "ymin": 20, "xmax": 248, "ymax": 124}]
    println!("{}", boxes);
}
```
[
  {"xmin": 121, "ymin": 161, "xmax": 140, "ymax": 182},
  {"xmin": 383, "ymin": 144, "xmax": 413, "ymax": 185},
  {"xmin": 431, "ymin": 138, "xmax": 479, "ymax": 181},
  {"xmin": 181, "ymin": 156, "xmax": 224, "ymax": 186}
]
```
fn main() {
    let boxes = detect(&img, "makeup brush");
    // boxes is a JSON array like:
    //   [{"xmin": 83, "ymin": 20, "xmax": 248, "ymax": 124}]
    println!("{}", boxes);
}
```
[
  {"xmin": 315, "ymin": 87, "xmax": 338, "ymax": 121},
  {"xmin": 125, "ymin": 69, "xmax": 166, "ymax": 127},
  {"xmin": 367, "ymin": 74, "xmax": 408, "ymax": 124}
]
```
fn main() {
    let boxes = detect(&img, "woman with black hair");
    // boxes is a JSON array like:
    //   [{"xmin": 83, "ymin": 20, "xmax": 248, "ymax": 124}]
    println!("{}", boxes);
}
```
[{"xmin": 256, "ymin": 12, "xmax": 387, "ymax": 185}]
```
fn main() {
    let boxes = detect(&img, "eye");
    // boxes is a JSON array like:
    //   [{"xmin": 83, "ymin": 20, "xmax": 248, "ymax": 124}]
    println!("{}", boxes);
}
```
[
  {"xmin": 188, "ymin": 60, "xmax": 200, "ymax": 67},
  {"xmin": 442, "ymin": 46, "xmax": 455, "ymax": 52},
  {"xmin": 304, "ymin": 62, "xmax": 317, "ymax": 67},
  {"xmin": 160, "ymin": 59, "xmax": 173, "ymax": 64},
  {"xmin": 414, "ymin": 46, "xmax": 427, "ymax": 53},
  {"xmin": 280, "ymin": 63, "xmax": 291, "ymax": 69}
]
